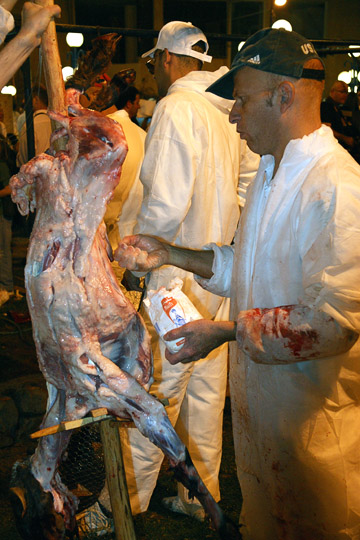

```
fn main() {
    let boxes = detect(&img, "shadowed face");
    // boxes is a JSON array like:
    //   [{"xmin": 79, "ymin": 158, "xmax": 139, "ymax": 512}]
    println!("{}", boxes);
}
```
[
  {"xmin": 127, "ymin": 94, "xmax": 141, "ymax": 118},
  {"xmin": 229, "ymin": 67, "xmax": 281, "ymax": 156},
  {"xmin": 152, "ymin": 49, "xmax": 171, "ymax": 98},
  {"xmin": 330, "ymin": 81, "xmax": 349, "ymax": 105}
]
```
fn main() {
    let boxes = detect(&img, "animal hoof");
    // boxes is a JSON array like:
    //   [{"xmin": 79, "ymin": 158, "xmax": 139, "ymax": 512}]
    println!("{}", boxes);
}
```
[{"xmin": 10, "ymin": 459, "xmax": 67, "ymax": 540}]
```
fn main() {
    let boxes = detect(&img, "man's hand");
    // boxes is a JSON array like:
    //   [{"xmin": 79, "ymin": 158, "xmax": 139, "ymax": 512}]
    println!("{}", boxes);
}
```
[
  {"xmin": 114, "ymin": 234, "xmax": 170, "ymax": 272},
  {"xmin": 0, "ymin": 0, "xmax": 61, "ymax": 89},
  {"xmin": 19, "ymin": 2, "xmax": 61, "ymax": 45},
  {"xmin": 115, "ymin": 235, "xmax": 215, "ymax": 279},
  {"xmin": 0, "ymin": 0, "xmax": 18, "ymax": 12},
  {"xmin": 163, "ymin": 319, "xmax": 237, "ymax": 365}
]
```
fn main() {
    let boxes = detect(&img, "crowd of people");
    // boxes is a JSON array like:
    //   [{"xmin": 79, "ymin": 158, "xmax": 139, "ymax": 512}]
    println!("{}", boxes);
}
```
[
  {"xmin": 1, "ymin": 2, "xmax": 360, "ymax": 539},
  {"xmin": 0, "ymin": 0, "xmax": 60, "ymax": 304}
]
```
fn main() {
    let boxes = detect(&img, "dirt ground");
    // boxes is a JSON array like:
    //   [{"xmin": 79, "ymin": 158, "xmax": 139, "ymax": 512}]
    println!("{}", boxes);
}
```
[{"xmin": 0, "ymin": 231, "xmax": 243, "ymax": 540}]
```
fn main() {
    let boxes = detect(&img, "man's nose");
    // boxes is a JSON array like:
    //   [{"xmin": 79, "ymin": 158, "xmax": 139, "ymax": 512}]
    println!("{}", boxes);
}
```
[{"xmin": 229, "ymin": 104, "xmax": 239, "ymax": 124}]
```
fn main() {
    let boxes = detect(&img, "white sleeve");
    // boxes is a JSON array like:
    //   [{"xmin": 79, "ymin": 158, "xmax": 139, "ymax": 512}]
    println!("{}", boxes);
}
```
[
  {"xmin": 117, "ymin": 178, "xmax": 143, "ymax": 239},
  {"xmin": 135, "ymin": 104, "xmax": 197, "ymax": 241},
  {"xmin": 195, "ymin": 243, "xmax": 234, "ymax": 298},
  {"xmin": 238, "ymin": 140, "xmax": 260, "ymax": 209},
  {"xmin": 236, "ymin": 304, "xmax": 357, "ymax": 365},
  {"xmin": 298, "ymin": 160, "xmax": 360, "ymax": 333},
  {"xmin": 0, "ymin": 6, "xmax": 14, "ymax": 45},
  {"xmin": 17, "ymin": 125, "xmax": 28, "ymax": 166}
]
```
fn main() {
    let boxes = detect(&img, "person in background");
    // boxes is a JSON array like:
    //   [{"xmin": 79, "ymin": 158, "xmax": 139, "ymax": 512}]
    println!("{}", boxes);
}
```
[
  {"xmin": 6, "ymin": 131, "xmax": 18, "ymax": 160},
  {"xmin": 17, "ymin": 84, "xmax": 52, "ymax": 166},
  {"xmin": 0, "ymin": 136, "xmax": 14, "ymax": 305},
  {"xmin": 120, "ymin": 20, "xmax": 259, "ymax": 522},
  {"xmin": 0, "ymin": 0, "xmax": 61, "ymax": 89},
  {"xmin": 321, "ymin": 79, "xmax": 360, "ymax": 161},
  {"xmin": 104, "ymin": 84, "xmax": 145, "ymax": 252},
  {"xmin": 101, "ymin": 72, "xmax": 128, "ymax": 116},
  {"xmin": 351, "ymin": 87, "xmax": 360, "ymax": 133},
  {"xmin": 115, "ymin": 27, "xmax": 360, "ymax": 540},
  {"xmin": 0, "ymin": 106, "xmax": 6, "ymax": 138},
  {"xmin": 15, "ymin": 100, "xmax": 25, "ymax": 136}
]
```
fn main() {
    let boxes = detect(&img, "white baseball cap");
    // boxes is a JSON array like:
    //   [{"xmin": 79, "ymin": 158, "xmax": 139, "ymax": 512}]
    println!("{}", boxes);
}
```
[{"xmin": 141, "ymin": 21, "xmax": 212, "ymax": 63}]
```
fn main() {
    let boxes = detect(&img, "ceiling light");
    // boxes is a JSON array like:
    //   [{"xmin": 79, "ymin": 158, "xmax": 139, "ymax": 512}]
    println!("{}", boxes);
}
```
[
  {"xmin": 66, "ymin": 32, "xmax": 84, "ymax": 48},
  {"xmin": 338, "ymin": 71, "xmax": 352, "ymax": 84},
  {"xmin": 1, "ymin": 85, "xmax": 16, "ymax": 96},
  {"xmin": 272, "ymin": 19, "xmax": 292, "ymax": 31},
  {"xmin": 62, "ymin": 66, "xmax": 74, "ymax": 81}
]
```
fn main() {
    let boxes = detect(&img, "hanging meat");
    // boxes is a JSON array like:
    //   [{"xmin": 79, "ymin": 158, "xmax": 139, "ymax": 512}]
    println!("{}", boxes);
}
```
[{"xmin": 9, "ymin": 91, "xmax": 240, "ymax": 540}]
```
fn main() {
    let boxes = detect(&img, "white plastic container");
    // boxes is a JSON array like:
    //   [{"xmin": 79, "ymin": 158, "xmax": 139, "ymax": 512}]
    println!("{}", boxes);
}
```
[{"xmin": 144, "ymin": 278, "xmax": 202, "ymax": 353}]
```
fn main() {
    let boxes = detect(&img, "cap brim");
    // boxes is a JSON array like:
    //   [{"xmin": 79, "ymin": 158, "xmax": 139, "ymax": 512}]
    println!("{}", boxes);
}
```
[
  {"xmin": 141, "ymin": 47, "xmax": 156, "ymax": 59},
  {"xmin": 206, "ymin": 64, "xmax": 243, "ymax": 100}
]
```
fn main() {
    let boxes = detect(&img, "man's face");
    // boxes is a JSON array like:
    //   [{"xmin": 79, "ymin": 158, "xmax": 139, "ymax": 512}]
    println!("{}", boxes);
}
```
[
  {"xmin": 229, "ymin": 67, "xmax": 280, "ymax": 156},
  {"xmin": 127, "ymin": 94, "xmax": 141, "ymax": 118},
  {"xmin": 330, "ymin": 82, "xmax": 348, "ymax": 105},
  {"xmin": 152, "ymin": 49, "xmax": 171, "ymax": 98}
]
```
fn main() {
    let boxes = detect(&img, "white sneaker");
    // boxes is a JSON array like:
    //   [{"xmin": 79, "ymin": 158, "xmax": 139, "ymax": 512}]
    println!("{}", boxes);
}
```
[
  {"xmin": 162, "ymin": 495, "xmax": 205, "ymax": 522},
  {"xmin": 76, "ymin": 501, "xmax": 114, "ymax": 537}
]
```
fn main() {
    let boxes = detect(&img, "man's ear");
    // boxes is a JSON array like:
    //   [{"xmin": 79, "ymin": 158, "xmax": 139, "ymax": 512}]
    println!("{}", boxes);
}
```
[
  {"xmin": 163, "ymin": 48, "xmax": 172, "ymax": 67},
  {"xmin": 279, "ymin": 81, "xmax": 295, "ymax": 111}
]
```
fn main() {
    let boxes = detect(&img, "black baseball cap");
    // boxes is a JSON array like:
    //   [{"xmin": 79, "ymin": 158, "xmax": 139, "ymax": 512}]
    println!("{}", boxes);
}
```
[{"xmin": 207, "ymin": 28, "xmax": 325, "ymax": 100}]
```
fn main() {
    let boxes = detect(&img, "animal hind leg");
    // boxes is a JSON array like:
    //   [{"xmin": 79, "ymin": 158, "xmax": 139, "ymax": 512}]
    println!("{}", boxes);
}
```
[{"xmin": 10, "ymin": 384, "xmax": 90, "ymax": 539}]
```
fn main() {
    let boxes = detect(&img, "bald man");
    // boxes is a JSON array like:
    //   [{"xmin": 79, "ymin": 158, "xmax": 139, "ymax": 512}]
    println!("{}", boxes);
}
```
[
  {"xmin": 321, "ymin": 80, "xmax": 360, "ymax": 158},
  {"xmin": 116, "ymin": 28, "xmax": 360, "ymax": 539}
]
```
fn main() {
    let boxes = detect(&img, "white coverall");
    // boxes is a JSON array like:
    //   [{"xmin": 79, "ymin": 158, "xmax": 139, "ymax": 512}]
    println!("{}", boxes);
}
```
[
  {"xmin": 121, "ymin": 66, "xmax": 260, "ymax": 514},
  {"xmin": 104, "ymin": 109, "xmax": 146, "ymax": 247},
  {"xmin": 196, "ymin": 125, "xmax": 360, "ymax": 539}
]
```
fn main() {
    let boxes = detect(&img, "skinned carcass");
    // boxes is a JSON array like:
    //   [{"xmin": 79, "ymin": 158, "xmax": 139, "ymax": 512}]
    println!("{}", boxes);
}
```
[{"xmin": 9, "ymin": 92, "xmax": 240, "ymax": 540}]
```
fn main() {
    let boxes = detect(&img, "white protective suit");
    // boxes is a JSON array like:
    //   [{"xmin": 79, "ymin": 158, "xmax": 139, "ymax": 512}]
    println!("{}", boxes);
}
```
[
  {"xmin": 196, "ymin": 125, "xmax": 360, "ymax": 540},
  {"xmin": 121, "ymin": 66, "xmax": 260, "ymax": 514},
  {"xmin": 104, "ymin": 109, "xmax": 146, "ymax": 247}
]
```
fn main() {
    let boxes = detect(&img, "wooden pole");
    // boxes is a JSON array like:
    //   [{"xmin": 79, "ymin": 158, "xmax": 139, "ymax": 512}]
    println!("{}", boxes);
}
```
[
  {"xmin": 100, "ymin": 419, "xmax": 136, "ymax": 540},
  {"xmin": 30, "ymin": 408, "xmax": 133, "ymax": 439},
  {"xmin": 34, "ymin": 0, "xmax": 67, "ymax": 151}
]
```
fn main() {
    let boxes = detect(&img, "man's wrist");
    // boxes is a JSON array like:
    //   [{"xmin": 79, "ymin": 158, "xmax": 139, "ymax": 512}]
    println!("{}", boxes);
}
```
[{"xmin": 16, "ymin": 28, "xmax": 40, "ymax": 52}]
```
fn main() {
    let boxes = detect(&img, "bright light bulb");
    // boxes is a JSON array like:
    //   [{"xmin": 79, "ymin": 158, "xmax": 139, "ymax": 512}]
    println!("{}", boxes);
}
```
[
  {"xmin": 274, "ymin": 0, "xmax": 287, "ymax": 6},
  {"xmin": 338, "ymin": 71, "xmax": 352, "ymax": 84},
  {"xmin": 272, "ymin": 19, "xmax": 292, "ymax": 31},
  {"xmin": 348, "ymin": 45, "xmax": 360, "ymax": 58},
  {"xmin": 62, "ymin": 66, "xmax": 74, "ymax": 81},
  {"xmin": 238, "ymin": 41, "xmax": 245, "ymax": 51},
  {"xmin": 66, "ymin": 32, "xmax": 84, "ymax": 48},
  {"xmin": 1, "ymin": 85, "xmax": 16, "ymax": 96}
]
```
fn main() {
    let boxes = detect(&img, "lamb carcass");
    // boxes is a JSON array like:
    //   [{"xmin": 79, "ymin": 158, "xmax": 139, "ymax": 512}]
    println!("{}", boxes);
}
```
[{"xmin": 9, "ymin": 93, "xmax": 240, "ymax": 539}]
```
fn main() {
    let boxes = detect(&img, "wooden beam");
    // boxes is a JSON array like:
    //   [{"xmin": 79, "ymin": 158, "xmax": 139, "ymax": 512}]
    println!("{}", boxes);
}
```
[
  {"xmin": 35, "ymin": 0, "xmax": 67, "ymax": 151},
  {"xmin": 100, "ymin": 419, "xmax": 136, "ymax": 540}
]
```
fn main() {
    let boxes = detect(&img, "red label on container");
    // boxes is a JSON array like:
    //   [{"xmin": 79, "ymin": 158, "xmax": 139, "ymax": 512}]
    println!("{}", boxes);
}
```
[{"xmin": 161, "ymin": 296, "xmax": 186, "ymax": 324}]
